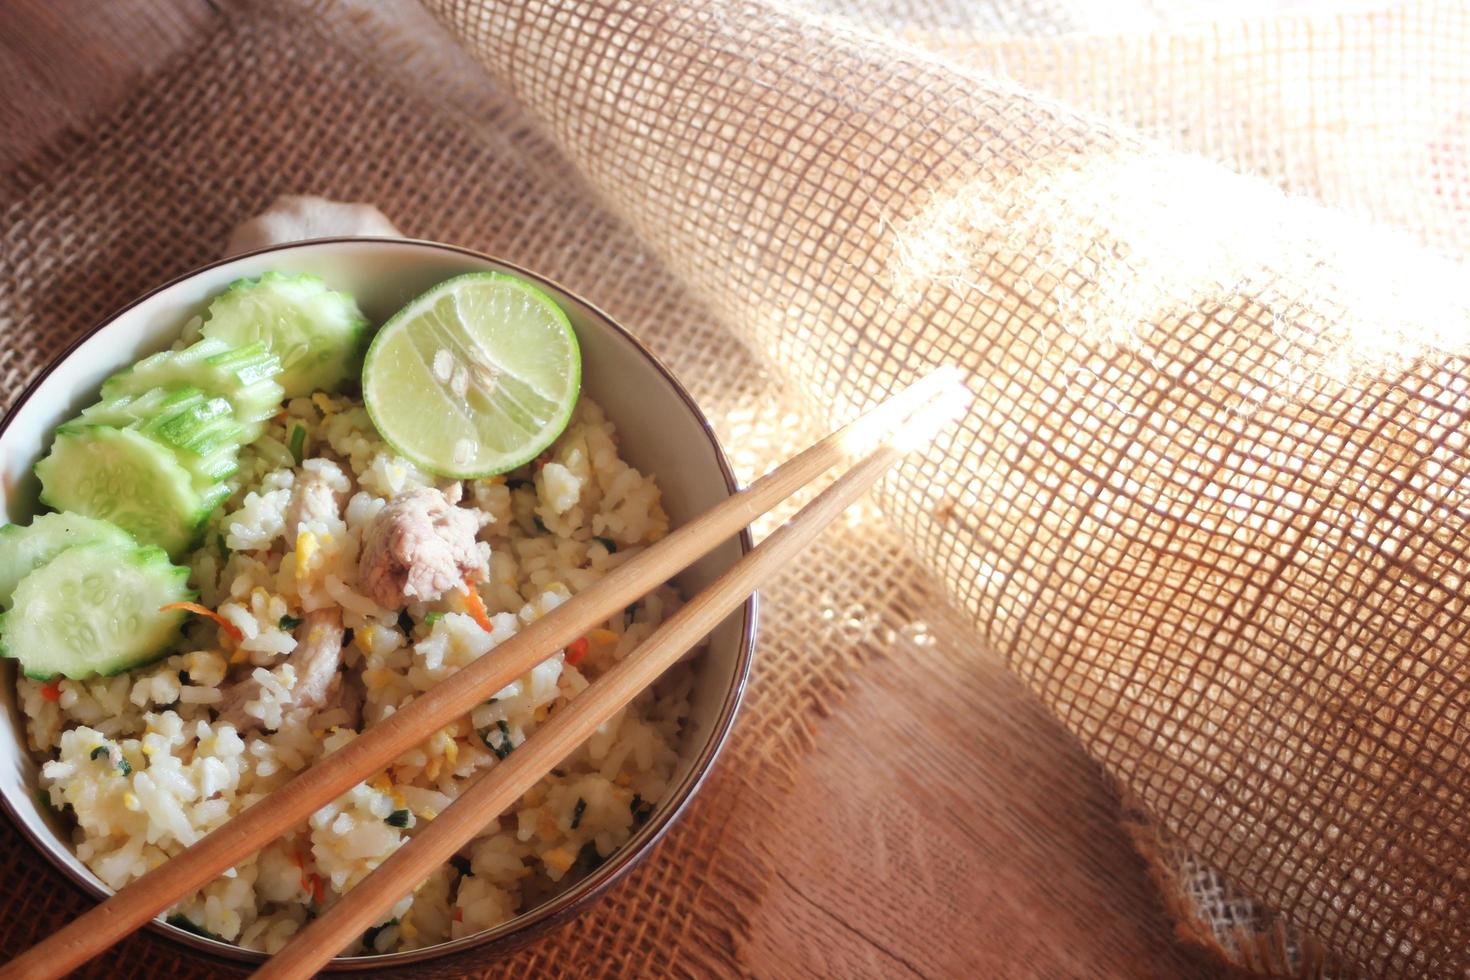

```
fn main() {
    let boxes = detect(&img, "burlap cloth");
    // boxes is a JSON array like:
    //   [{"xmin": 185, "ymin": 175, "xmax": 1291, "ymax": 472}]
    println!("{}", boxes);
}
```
[{"xmin": 3, "ymin": 0, "xmax": 1469, "ymax": 976}]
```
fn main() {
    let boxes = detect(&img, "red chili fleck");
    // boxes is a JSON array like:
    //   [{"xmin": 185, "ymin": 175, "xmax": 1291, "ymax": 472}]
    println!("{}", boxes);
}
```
[
  {"xmin": 40, "ymin": 680, "xmax": 62, "ymax": 702},
  {"xmin": 565, "ymin": 637, "xmax": 590, "ymax": 667}
]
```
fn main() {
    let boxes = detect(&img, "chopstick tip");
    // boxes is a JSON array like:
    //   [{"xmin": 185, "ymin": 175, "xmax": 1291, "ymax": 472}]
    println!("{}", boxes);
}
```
[
  {"xmin": 892, "ymin": 370, "xmax": 971, "ymax": 451},
  {"xmin": 839, "ymin": 365, "xmax": 970, "ymax": 456}
]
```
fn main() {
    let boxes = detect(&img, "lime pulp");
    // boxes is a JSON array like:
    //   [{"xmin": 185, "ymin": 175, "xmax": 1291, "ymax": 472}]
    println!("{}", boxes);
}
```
[{"xmin": 362, "ymin": 272, "xmax": 582, "ymax": 478}]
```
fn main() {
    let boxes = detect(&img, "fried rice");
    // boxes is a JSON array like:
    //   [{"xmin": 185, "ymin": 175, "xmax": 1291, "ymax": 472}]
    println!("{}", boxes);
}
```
[{"xmin": 18, "ymin": 392, "xmax": 690, "ymax": 954}]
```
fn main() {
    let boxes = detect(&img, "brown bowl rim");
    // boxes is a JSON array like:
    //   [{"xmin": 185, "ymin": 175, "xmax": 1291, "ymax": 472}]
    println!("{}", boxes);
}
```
[{"xmin": 0, "ymin": 237, "xmax": 758, "ymax": 970}]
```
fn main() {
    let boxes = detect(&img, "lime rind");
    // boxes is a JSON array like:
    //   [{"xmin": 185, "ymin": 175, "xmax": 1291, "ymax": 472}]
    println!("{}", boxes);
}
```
[{"xmin": 362, "ymin": 272, "xmax": 582, "ymax": 479}]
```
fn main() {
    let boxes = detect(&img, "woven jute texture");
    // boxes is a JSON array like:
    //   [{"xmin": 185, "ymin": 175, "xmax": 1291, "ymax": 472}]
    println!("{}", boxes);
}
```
[
  {"xmin": 418, "ymin": 1, "xmax": 1470, "ymax": 976},
  {"xmin": 3, "ymin": 0, "xmax": 1469, "ymax": 977}
]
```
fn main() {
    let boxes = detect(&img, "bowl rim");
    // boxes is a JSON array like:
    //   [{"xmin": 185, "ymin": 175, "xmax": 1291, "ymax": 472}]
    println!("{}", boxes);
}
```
[{"xmin": 0, "ymin": 237, "xmax": 758, "ymax": 970}]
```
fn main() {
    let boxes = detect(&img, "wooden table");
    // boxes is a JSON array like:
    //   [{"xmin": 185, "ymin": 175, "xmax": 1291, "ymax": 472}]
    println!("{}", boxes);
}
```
[{"xmin": 0, "ymin": 3, "xmax": 1226, "ymax": 976}]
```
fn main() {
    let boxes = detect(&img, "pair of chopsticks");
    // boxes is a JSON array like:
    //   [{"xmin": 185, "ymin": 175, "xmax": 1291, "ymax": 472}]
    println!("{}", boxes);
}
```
[{"xmin": 1, "ymin": 368, "xmax": 967, "ymax": 980}]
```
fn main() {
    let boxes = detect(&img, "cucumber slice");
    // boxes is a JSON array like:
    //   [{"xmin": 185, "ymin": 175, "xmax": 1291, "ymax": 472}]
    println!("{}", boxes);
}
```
[
  {"xmin": 0, "ymin": 514, "xmax": 135, "ymax": 607},
  {"xmin": 78, "ymin": 387, "xmax": 214, "ymax": 429},
  {"xmin": 197, "ymin": 482, "xmax": 234, "ymax": 515},
  {"xmin": 141, "ymin": 401, "xmax": 245, "ymax": 459},
  {"xmin": 0, "ymin": 543, "xmax": 193, "ymax": 679},
  {"xmin": 35, "ymin": 426, "xmax": 216, "ymax": 558},
  {"xmin": 103, "ymin": 336, "xmax": 234, "ymax": 387},
  {"xmin": 101, "ymin": 339, "xmax": 285, "ymax": 439},
  {"xmin": 179, "ymin": 446, "xmax": 241, "ymax": 486},
  {"xmin": 70, "ymin": 389, "xmax": 246, "ymax": 486},
  {"xmin": 201, "ymin": 272, "xmax": 369, "ymax": 398},
  {"xmin": 78, "ymin": 388, "xmax": 243, "ymax": 456}
]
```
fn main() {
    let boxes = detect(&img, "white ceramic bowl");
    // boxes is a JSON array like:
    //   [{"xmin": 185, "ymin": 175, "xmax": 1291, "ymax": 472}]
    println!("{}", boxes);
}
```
[{"xmin": 0, "ymin": 239, "xmax": 755, "ymax": 970}]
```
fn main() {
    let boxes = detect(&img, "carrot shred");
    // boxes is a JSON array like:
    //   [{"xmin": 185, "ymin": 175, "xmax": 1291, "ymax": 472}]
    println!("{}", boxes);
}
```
[
  {"xmin": 565, "ymin": 637, "xmax": 590, "ymax": 667},
  {"xmin": 40, "ymin": 679, "xmax": 62, "ymax": 702},
  {"xmin": 461, "ymin": 577, "xmax": 495, "ymax": 634},
  {"xmin": 159, "ymin": 602, "xmax": 244, "ymax": 643}
]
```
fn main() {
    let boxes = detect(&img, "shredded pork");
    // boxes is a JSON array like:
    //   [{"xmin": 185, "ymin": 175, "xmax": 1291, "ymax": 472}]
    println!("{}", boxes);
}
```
[
  {"xmin": 284, "ymin": 460, "xmax": 348, "ymax": 541},
  {"xmin": 357, "ymin": 485, "xmax": 487, "ymax": 609},
  {"xmin": 216, "ymin": 608, "xmax": 345, "ymax": 733}
]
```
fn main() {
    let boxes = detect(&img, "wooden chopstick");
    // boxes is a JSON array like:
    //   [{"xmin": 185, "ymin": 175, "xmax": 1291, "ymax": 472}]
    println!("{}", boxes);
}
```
[
  {"xmin": 254, "ymin": 430, "xmax": 923, "ymax": 978},
  {"xmin": 0, "ymin": 370, "xmax": 958, "ymax": 980}
]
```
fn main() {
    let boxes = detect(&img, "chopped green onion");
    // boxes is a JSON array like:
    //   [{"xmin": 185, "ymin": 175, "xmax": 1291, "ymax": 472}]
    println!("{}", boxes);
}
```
[
  {"xmin": 279, "ymin": 614, "xmax": 303, "ymax": 630},
  {"xmin": 424, "ymin": 611, "xmax": 443, "ymax": 627},
  {"xmin": 289, "ymin": 423, "xmax": 307, "ymax": 464},
  {"xmin": 479, "ymin": 719, "xmax": 514, "ymax": 760},
  {"xmin": 90, "ymin": 745, "xmax": 130, "ymax": 775},
  {"xmin": 571, "ymin": 797, "xmax": 587, "ymax": 829},
  {"xmin": 385, "ymin": 809, "xmax": 412, "ymax": 828},
  {"xmin": 594, "ymin": 536, "xmax": 617, "ymax": 553},
  {"xmin": 362, "ymin": 917, "xmax": 399, "ymax": 949},
  {"xmin": 166, "ymin": 913, "xmax": 225, "ymax": 942}
]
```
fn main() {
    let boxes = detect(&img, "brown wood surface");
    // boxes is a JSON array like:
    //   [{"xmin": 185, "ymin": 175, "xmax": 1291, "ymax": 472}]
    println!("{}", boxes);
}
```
[
  {"xmin": 0, "ymin": 2, "xmax": 1226, "ymax": 976},
  {"xmin": 740, "ymin": 616, "xmax": 1222, "ymax": 978}
]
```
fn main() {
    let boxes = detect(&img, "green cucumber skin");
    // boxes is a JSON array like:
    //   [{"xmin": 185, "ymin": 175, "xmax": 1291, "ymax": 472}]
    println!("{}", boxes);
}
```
[
  {"xmin": 99, "ymin": 339, "xmax": 227, "ymax": 401},
  {"xmin": 203, "ymin": 341, "xmax": 283, "ymax": 386},
  {"xmin": 73, "ymin": 389, "xmax": 247, "ymax": 463},
  {"xmin": 0, "ymin": 544, "xmax": 195, "ymax": 680},
  {"xmin": 103, "ymin": 338, "xmax": 231, "ymax": 395},
  {"xmin": 101, "ymin": 339, "xmax": 285, "ymax": 432},
  {"xmin": 144, "ymin": 413, "xmax": 245, "ymax": 459},
  {"xmin": 188, "ymin": 452, "xmax": 241, "ymax": 485},
  {"xmin": 77, "ymin": 388, "xmax": 210, "ymax": 429},
  {"xmin": 198, "ymin": 483, "xmax": 234, "ymax": 515}
]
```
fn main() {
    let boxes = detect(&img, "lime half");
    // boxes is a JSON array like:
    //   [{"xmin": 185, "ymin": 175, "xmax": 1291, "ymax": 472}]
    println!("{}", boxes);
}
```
[{"xmin": 362, "ymin": 272, "xmax": 582, "ymax": 478}]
